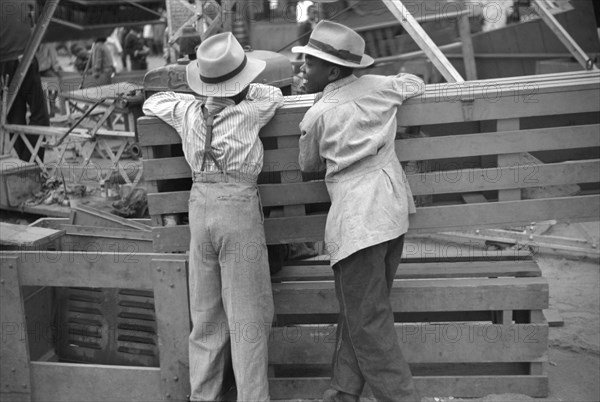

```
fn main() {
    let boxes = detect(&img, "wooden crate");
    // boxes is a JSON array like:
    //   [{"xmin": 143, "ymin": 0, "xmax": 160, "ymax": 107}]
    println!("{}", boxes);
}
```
[
  {"xmin": 268, "ymin": 253, "xmax": 549, "ymax": 398},
  {"xmin": 136, "ymin": 70, "xmax": 599, "ymax": 399}
]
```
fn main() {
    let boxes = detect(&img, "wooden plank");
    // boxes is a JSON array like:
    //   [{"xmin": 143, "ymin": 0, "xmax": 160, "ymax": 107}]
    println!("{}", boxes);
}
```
[
  {"xmin": 458, "ymin": 13, "xmax": 477, "ymax": 80},
  {"xmin": 268, "ymin": 323, "xmax": 547, "ymax": 364},
  {"xmin": 60, "ymin": 234, "xmax": 155, "ymax": 254},
  {"xmin": 383, "ymin": 0, "xmax": 464, "ymax": 82},
  {"xmin": 147, "ymin": 159, "xmax": 600, "ymax": 215},
  {"xmin": 137, "ymin": 74, "xmax": 600, "ymax": 143},
  {"xmin": 0, "ymin": 256, "xmax": 32, "ymax": 401},
  {"xmin": 374, "ymin": 28, "xmax": 389, "ymax": 58},
  {"xmin": 364, "ymin": 30, "xmax": 379, "ymax": 58},
  {"xmin": 71, "ymin": 205, "xmax": 152, "ymax": 231},
  {"xmin": 409, "ymin": 195, "xmax": 600, "ymax": 233},
  {"xmin": 11, "ymin": 252, "xmax": 158, "ymax": 289},
  {"xmin": 0, "ymin": 223, "xmax": 65, "ymax": 248},
  {"xmin": 269, "ymin": 375, "xmax": 549, "ymax": 399},
  {"xmin": 30, "ymin": 362, "xmax": 162, "ymax": 402},
  {"xmin": 497, "ymin": 120, "xmax": 522, "ymax": 202},
  {"xmin": 271, "ymin": 260, "xmax": 541, "ymax": 282},
  {"xmin": 152, "ymin": 259, "xmax": 191, "ymax": 400},
  {"xmin": 397, "ymin": 124, "xmax": 600, "ymax": 162},
  {"xmin": 142, "ymin": 124, "xmax": 600, "ymax": 182},
  {"xmin": 151, "ymin": 195, "xmax": 600, "ymax": 248},
  {"xmin": 271, "ymin": 277, "xmax": 548, "ymax": 315},
  {"xmin": 62, "ymin": 225, "xmax": 154, "ymax": 241}
]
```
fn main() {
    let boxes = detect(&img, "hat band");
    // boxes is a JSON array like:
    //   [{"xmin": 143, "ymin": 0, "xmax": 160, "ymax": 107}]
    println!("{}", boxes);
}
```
[
  {"xmin": 307, "ymin": 38, "xmax": 362, "ymax": 63},
  {"xmin": 200, "ymin": 55, "xmax": 247, "ymax": 84}
]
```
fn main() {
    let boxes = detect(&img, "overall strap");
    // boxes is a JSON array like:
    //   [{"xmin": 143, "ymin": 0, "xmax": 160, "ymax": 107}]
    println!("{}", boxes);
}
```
[{"xmin": 200, "ymin": 105, "xmax": 223, "ymax": 172}]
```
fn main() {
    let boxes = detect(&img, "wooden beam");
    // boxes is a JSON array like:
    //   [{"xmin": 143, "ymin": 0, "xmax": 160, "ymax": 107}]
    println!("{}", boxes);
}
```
[
  {"xmin": 533, "ymin": 0, "xmax": 598, "ymax": 70},
  {"xmin": 457, "ymin": 4, "xmax": 477, "ymax": 80},
  {"xmin": 382, "ymin": 0, "xmax": 464, "ymax": 82},
  {"xmin": 152, "ymin": 259, "xmax": 191, "ymax": 400},
  {"xmin": 269, "ymin": 375, "xmax": 549, "ymax": 399},
  {"xmin": 269, "ymin": 323, "xmax": 547, "ymax": 364},
  {"xmin": 30, "ymin": 362, "xmax": 162, "ymax": 401},
  {"xmin": 0, "ymin": 256, "xmax": 32, "ymax": 401}
]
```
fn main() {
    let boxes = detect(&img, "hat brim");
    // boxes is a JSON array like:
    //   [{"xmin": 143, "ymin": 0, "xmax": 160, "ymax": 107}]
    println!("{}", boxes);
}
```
[
  {"xmin": 291, "ymin": 45, "xmax": 374, "ymax": 69},
  {"xmin": 186, "ymin": 57, "xmax": 266, "ymax": 97}
]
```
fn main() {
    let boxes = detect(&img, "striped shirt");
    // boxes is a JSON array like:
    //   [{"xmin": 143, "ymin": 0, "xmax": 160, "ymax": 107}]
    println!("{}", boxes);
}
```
[{"xmin": 143, "ymin": 84, "xmax": 284, "ymax": 177}]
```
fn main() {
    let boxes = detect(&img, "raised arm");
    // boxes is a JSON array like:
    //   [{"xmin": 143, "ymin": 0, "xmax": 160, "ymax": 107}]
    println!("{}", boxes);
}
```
[
  {"xmin": 390, "ymin": 73, "xmax": 425, "ymax": 104},
  {"xmin": 142, "ymin": 91, "xmax": 198, "ymax": 135},
  {"xmin": 247, "ymin": 83, "xmax": 285, "ymax": 127}
]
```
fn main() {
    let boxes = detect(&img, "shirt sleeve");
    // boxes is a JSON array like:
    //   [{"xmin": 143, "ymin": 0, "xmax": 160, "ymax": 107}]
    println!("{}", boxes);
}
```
[
  {"xmin": 299, "ymin": 120, "xmax": 326, "ymax": 173},
  {"xmin": 246, "ymin": 83, "xmax": 285, "ymax": 127},
  {"xmin": 142, "ymin": 91, "xmax": 198, "ymax": 136},
  {"xmin": 390, "ymin": 73, "xmax": 425, "ymax": 104}
]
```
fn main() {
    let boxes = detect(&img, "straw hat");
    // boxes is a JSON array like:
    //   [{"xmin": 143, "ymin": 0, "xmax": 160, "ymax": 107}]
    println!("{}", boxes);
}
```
[
  {"xmin": 186, "ymin": 32, "xmax": 266, "ymax": 97},
  {"xmin": 292, "ymin": 20, "xmax": 373, "ymax": 68}
]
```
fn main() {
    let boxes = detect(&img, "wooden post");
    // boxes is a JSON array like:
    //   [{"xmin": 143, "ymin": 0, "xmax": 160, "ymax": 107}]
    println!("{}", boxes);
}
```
[
  {"xmin": 0, "ymin": 256, "xmax": 33, "ymax": 402},
  {"xmin": 382, "ymin": 0, "xmax": 465, "ymax": 83},
  {"xmin": 6, "ymin": 0, "xmax": 60, "ymax": 113},
  {"xmin": 457, "ymin": 3, "xmax": 477, "ymax": 80},
  {"xmin": 496, "ymin": 118, "xmax": 522, "ymax": 202}
]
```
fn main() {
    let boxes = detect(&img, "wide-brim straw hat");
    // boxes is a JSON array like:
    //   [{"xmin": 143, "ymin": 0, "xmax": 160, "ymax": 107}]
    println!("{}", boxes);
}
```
[
  {"xmin": 292, "ymin": 20, "xmax": 374, "ymax": 68},
  {"xmin": 186, "ymin": 32, "xmax": 266, "ymax": 97}
]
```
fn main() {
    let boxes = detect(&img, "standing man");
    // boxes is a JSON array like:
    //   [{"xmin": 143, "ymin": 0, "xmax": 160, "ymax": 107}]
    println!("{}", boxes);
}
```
[
  {"xmin": 292, "ymin": 21, "xmax": 424, "ymax": 402},
  {"xmin": 143, "ymin": 32, "xmax": 282, "ymax": 401},
  {"xmin": 87, "ymin": 37, "xmax": 115, "ymax": 87},
  {"xmin": 296, "ymin": 4, "xmax": 319, "ymax": 60},
  {"xmin": 124, "ymin": 26, "xmax": 149, "ymax": 70},
  {"xmin": 0, "ymin": 0, "xmax": 49, "ymax": 162}
]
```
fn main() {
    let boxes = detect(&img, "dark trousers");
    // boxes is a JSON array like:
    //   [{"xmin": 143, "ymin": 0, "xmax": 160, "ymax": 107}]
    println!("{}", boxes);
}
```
[
  {"xmin": 331, "ymin": 235, "xmax": 419, "ymax": 402},
  {"xmin": 0, "ymin": 57, "xmax": 48, "ymax": 162}
]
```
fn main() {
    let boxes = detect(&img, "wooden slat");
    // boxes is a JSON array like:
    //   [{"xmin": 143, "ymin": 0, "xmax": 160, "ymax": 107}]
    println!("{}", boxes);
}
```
[
  {"xmin": 272, "ymin": 260, "xmax": 541, "ymax": 282},
  {"xmin": 151, "ymin": 195, "xmax": 600, "ymax": 249},
  {"xmin": 11, "ymin": 252, "xmax": 166, "ymax": 289},
  {"xmin": 71, "ymin": 205, "xmax": 151, "ymax": 231},
  {"xmin": 397, "ymin": 78, "xmax": 599, "ymax": 126},
  {"xmin": 142, "ymin": 124, "xmax": 600, "ymax": 182},
  {"xmin": 268, "ymin": 323, "xmax": 547, "ymax": 364},
  {"xmin": 30, "ymin": 362, "xmax": 162, "ymax": 402},
  {"xmin": 137, "ymin": 72, "xmax": 600, "ymax": 145},
  {"xmin": 152, "ymin": 259, "xmax": 191, "ymax": 400},
  {"xmin": 269, "ymin": 375, "xmax": 549, "ymax": 399},
  {"xmin": 62, "ymin": 225, "xmax": 154, "ymax": 241},
  {"xmin": 0, "ymin": 256, "xmax": 32, "ymax": 401},
  {"xmin": 147, "ymin": 159, "xmax": 599, "ymax": 215},
  {"xmin": 143, "ymin": 147, "xmax": 300, "ymax": 181},
  {"xmin": 398, "ymin": 124, "xmax": 600, "ymax": 162},
  {"xmin": 0, "ymin": 223, "xmax": 65, "ymax": 248},
  {"xmin": 271, "ymin": 277, "xmax": 548, "ymax": 315}
]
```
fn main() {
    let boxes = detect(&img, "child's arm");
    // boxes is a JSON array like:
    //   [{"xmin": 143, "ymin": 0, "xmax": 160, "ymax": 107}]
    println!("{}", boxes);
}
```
[
  {"xmin": 390, "ymin": 73, "xmax": 425, "ymax": 103},
  {"xmin": 299, "ymin": 123, "xmax": 326, "ymax": 173},
  {"xmin": 246, "ymin": 84, "xmax": 285, "ymax": 127},
  {"xmin": 142, "ymin": 91, "xmax": 198, "ymax": 135}
]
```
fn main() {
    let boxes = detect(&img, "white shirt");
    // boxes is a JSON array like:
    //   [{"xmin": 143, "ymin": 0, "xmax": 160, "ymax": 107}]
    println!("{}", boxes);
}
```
[
  {"xmin": 143, "ymin": 84, "xmax": 284, "ymax": 177},
  {"xmin": 299, "ymin": 73, "xmax": 425, "ymax": 263}
]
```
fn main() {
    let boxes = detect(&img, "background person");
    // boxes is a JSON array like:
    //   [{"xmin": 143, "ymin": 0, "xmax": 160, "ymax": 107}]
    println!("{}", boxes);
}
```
[{"xmin": 0, "ymin": 0, "xmax": 49, "ymax": 162}]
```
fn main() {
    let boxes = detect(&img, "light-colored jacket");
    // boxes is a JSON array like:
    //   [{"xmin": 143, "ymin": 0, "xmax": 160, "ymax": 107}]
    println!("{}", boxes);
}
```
[{"xmin": 299, "ymin": 73, "xmax": 425, "ymax": 264}]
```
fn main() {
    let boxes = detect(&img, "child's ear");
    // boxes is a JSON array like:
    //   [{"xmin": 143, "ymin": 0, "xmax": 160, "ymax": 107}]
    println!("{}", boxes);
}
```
[{"xmin": 328, "ymin": 65, "xmax": 341, "ymax": 83}]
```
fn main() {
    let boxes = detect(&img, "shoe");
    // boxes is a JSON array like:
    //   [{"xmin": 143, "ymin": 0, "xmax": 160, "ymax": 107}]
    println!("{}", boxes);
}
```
[{"xmin": 322, "ymin": 388, "xmax": 360, "ymax": 402}]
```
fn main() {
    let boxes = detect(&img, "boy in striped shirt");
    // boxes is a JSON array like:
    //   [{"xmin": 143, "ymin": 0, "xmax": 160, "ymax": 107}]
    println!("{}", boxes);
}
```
[{"xmin": 143, "ymin": 32, "xmax": 283, "ymax": 401}]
